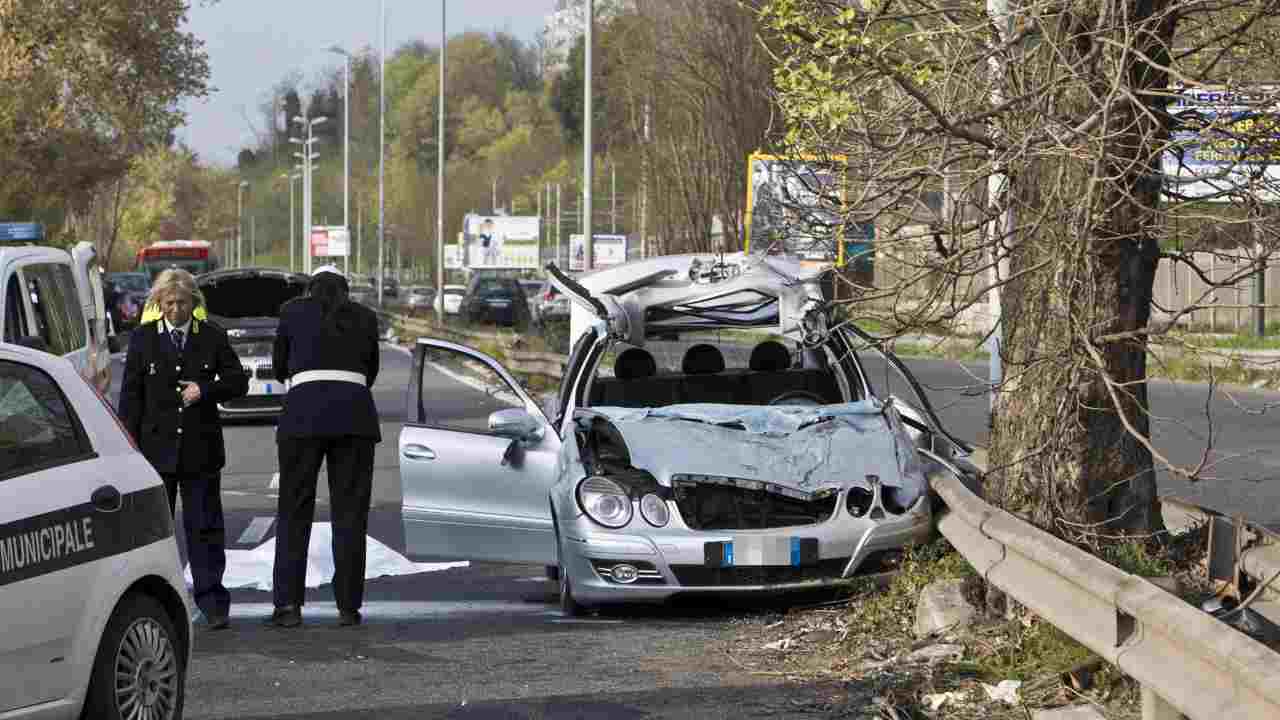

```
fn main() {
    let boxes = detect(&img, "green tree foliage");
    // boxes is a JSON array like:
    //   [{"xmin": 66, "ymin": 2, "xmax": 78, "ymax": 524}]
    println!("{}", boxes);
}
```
[{"xmin": 0, "ymin": 0, "xmax": 212, "ymax": 224}]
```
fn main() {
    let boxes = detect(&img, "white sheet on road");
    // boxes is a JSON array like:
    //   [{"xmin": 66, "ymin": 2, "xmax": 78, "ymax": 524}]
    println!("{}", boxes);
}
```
[{"xmin": 184, "ymin": 522, "xmax": 469, "ymax": 591}]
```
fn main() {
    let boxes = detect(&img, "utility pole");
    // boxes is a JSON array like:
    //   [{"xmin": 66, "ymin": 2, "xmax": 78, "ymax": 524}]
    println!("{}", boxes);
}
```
[
  {"xmin": 378, "ymin": 0, "xmax": 387, "ymax": 307},
  {"xmin": 250, "ymin": 215, "xmax": 256, "ymax": 266},
  {"xmin": 357, "ymin": 203, "xmax": 363, "ymax": 276},
  {"xmin": 611, "ymin": 159, "xmax": 616, "ymax": 234},
  {"xmin": 985, "ymin": 0, "xmax": 1014, "ymax": 417},
  {"xmin": 556, "ymin": 183, "xmax": 562, "ymax": 268},
  {"xmin": 436, "ymin": 0, "xmax": 446, "ymax": 299},
  {"xmin": 583, "ymin": 0, "xmax": 594, "ymax": 271},
  {"xmin": 640, "ymin": 98, "xmax": 650, "ymax": 259}
]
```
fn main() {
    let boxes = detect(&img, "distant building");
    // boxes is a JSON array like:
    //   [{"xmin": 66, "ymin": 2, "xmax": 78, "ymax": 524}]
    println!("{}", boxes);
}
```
[{"xmin": 541, "ymin": 0, "xmax": 634, "ymax": 78}]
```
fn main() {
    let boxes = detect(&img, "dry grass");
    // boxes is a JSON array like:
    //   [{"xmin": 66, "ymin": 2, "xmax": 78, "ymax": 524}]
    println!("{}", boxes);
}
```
[{"xmin": 722, "ymin": 530, "xmax": 1224, "ymax": 719}]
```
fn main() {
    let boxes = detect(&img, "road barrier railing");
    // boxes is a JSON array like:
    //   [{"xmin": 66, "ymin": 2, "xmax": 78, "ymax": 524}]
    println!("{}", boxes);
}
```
[
  {"xmin": 929, "ymin": 460, "xmax": 1280, "ymax": 720},
  {"xmin": 382, "ymin": 311, "xmax": 567, "ymax": 378}
]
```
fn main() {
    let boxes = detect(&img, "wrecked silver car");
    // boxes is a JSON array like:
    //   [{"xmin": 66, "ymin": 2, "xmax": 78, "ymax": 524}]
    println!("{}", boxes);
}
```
[{"xmin": 398, "ymin": 252, "xmax": 977, "ymax": 614}]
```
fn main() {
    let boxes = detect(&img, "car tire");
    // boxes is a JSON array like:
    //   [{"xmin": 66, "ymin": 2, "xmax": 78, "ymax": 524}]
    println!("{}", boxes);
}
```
[
  {"xmin": 84, "ymin": 592, "xmax": 186, "ymax": 720},
  {"xmin": 552, "ymin": 507, "xmax": 588, "ymax": 617}
]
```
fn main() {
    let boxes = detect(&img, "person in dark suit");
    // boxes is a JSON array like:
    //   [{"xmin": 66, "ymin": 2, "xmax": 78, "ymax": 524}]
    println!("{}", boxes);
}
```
[
  {"xmin": 268, "ymin": 265, "xmax": 381, "ymax": 628},
  {"xmin": 118, "ymin": 268, "xmax": 249, "ymax": 630}
]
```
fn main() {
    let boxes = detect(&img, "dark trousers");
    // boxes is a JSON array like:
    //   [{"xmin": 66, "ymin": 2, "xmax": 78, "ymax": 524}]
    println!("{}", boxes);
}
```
[
  {"xmin": 162, "ymin": 472, "xmax": 230, "ymax": 620},
  {"xmin": 273, "ymin": 436, "xmax": 375, "ymax": 611}
]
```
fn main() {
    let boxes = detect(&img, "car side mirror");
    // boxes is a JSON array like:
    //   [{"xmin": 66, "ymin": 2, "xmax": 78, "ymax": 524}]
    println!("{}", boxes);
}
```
[
  {"xmin": 16, "ymin": 335, "xmax": 50, "ymax": 353},
  {"xmin": 489, "ymin": 408, "xmax": 543, "ymax": 442}
]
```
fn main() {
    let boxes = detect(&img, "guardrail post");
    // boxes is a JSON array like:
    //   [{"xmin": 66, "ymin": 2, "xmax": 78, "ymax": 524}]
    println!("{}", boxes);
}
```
[{"xmin": 1142, "ymin": 685, "xmax": 1182, "ymax": 720}]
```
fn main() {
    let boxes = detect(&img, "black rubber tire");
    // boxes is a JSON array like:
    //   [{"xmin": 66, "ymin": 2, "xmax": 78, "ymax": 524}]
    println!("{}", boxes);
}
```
[
  {"xmin": 552, "ymin": 505, "xmax": 587, "ymax": 617},
  {"xmin": 83, "ymin": 593, "xmax": 186, "ymax": 720}
]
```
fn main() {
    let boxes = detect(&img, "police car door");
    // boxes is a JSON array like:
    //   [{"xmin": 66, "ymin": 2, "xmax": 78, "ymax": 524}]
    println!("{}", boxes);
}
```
[{"xmin": 0, "ymin": 354, "xmax": 117, "ymax": 710}]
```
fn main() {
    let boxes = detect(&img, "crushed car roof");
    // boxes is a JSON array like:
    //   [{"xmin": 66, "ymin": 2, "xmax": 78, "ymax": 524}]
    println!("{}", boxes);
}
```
[{"xmin": 558, "ymin": 252, "xmax": 830, "ymax": 346}]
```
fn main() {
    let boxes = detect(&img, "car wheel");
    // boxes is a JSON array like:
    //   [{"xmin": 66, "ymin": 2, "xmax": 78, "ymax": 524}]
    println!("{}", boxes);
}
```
[
  {"xmin": 84, "ymin": 592, "xmax": 186, "ymax": 720},
  {"xmin": 553, "ymin": 510, "xmax": 587, "ymax": 617}
]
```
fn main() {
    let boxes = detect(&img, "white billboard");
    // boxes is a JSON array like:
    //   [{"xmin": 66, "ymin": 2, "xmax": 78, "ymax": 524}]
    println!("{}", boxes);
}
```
[
  {"xmin": 1164, "ymin": 85, "xmax": 1280, "ymax": 201},
  {"xmin": 569, "ymin": 234, "xmax": 628, "ymax": 271},
  {"xmin": 462, "ymin": 214, "xmax": 540, "ymax": 269},
  {"xmin": 309, "ymin": 226, "xmax": 349, "ymax": 258}
]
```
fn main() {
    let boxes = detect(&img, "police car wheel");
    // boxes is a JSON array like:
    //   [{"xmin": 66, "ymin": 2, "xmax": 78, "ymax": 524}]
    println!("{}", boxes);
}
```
[{"xmin": 84, "ymin": 593, "xmax": 186, "ymax": 720}]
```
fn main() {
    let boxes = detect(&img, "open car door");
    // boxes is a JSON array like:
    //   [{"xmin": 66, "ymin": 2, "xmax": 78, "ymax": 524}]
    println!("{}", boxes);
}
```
[
  {"xmin": 400, "ymin": 339, "xmax": 563, "ymax": 564},
  {"xmin": 70, "ymin": 242, "xmax": 110, "ymax": 394}
]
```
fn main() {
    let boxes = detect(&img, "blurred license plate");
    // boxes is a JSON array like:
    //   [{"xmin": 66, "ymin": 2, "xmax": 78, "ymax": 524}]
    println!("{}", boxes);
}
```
[{"xmin": 704, "ymin": 537, "xmax": 818, "ymax": 567}]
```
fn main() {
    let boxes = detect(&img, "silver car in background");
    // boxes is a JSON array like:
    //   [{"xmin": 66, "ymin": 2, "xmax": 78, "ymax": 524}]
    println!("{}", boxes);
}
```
[{"xmin": 397, "ymin": 252, "xmax": 978, "ymax": 615}]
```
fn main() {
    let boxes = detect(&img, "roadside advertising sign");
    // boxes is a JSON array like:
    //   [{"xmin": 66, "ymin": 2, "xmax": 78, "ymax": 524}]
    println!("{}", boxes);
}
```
[
  {"xmin": 569, "ymin": 234, "xmax": 628, "ymax": 271},
  {"xmin": 744, "ymin": 152, "xmax": 849, "ymax": 263},
  {"xmin": 309, "ymin": 226, "xmax": 350, "ymax": 258},
  {"xmin": 1164, "ymin": 84, "xmax": 1280, "ymax": 201},
  {"xmin": 444, "ymin": 239, "xmax": 463, "ymax": 269},
  {"xmin": 0, "ymin": 222, "xmax": 44, "ymax": 242},
  {"xmin": 462, "ymin": 214, "xmax": 540, "ymax": 269}
]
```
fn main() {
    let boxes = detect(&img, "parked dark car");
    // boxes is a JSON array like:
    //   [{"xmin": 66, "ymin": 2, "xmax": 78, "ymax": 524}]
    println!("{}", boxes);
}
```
[
  {"xmin": 349, "ymin": 283, "xmax": 376, "ymax": 305},
  {"xmin": 196, "ymin": 267, "xmax": 309, "ymax": 419},
  {"xmin": 382, "ymin": 276, "xmax": 399, "ymax": 297},
  {"xmin": 460, "ymin": 275, "xmax": 531, "ymax": 328},
  {"xmin": 104, "ymin": 271, "xmax": 151, "ymax": 333}
]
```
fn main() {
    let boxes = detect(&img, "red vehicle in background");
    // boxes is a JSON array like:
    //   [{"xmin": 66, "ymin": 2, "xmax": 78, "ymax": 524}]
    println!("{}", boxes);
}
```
[{"xmin": 135, "ymin": 239, "xmax": 220, "ymax": 279}]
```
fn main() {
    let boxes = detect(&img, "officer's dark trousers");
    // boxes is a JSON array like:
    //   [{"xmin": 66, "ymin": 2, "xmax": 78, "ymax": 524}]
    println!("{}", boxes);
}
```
[
  {"xmin": 273, "ymin": 436, "xmax": 375, "ymax": 612},
  {"xmin": 162, "ymin": 472, "xmax": 230, "ymax": 619}
]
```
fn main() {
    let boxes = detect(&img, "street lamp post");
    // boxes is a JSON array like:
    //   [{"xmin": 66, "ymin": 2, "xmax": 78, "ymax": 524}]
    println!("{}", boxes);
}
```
[
  {"xmin": 281, "ymin": 171, "xmax": 301, "ymax": 272},
  {"xmin": 328, "ymin": 45, "xmax": 352, "ymax": 278},
  {"xmin": 236, "ymin": 180, "xmax": 248, "ymax": 268},
  {"xmin": 291, "ymin": 115, "xmax": 327, "ymax": 275},
  {"xmin": 583, "ymin": 0, "xmax": 595, "ymax": 271},
  {"xmin": 378, "ymin": 0, "xmax": 387, "ymax": 308},
  {"xmin": 436, "ymin": 0, "xmax": 446, "ymax": 305}
]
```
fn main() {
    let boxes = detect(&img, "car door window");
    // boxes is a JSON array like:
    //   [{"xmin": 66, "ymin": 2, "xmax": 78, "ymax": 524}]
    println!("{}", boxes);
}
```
[
  {"xmin": 418, "ymin": 345, "xmax": 526, "ymax": 434},
  {"xmin": 2, "ymin": 276, "xmax": 29, "ymax": 344},
  {"xmin": 23, "ymin": 264, "xmax": 85, "ymax": 356},
  {"xmin": 0, "ymin": 360, "xmax": 92, "ymax": 480}
]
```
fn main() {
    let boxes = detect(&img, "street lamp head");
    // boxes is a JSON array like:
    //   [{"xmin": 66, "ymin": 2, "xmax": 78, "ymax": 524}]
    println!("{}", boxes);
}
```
[
  {"xmin": 288, "ymin": 137, "xmax": 304, "ymax": 145},
  {"xmin": 327, "ymin": 45, "xmax": 349, "ymax": 57},
  {"xmin": 312, "ymin": 116, "xmax": 329, "ymax": 127},
  {"xmin": 292, "ymin": 115, "xmax": 306, "ymax": 125}
]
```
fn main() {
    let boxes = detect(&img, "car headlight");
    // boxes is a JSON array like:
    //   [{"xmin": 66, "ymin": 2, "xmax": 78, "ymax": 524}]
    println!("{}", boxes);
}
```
[
  {"xmin": 576, "ymin": 476, "xmax": 633, "ymax": 529},
  {"xmin": 639, "ymin": 493, "xmax": 669, "ymax": 527}
]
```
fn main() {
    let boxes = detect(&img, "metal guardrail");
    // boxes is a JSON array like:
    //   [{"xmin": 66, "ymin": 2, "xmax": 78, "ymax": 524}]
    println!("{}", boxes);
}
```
[
  {"xmin": 930, "ymin": 459, "xmax": 1280, "ymax": 720},
  {"xmin": 381, "ymin": 311, "xmax": 567, "ymax": 378}
]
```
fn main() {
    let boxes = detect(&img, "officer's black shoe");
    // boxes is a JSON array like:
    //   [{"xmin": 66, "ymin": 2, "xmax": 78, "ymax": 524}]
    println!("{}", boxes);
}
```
[
  {"xmin": 339, "ymin": 610, "xmax": 362, "ymax": 627},
  {"xmin": 206, "ymin": 612, "xmax": 230, "ymax": 631},
  {"xmin": 266, "ymin": 605, "xmax": 302, "ymax": 628}
]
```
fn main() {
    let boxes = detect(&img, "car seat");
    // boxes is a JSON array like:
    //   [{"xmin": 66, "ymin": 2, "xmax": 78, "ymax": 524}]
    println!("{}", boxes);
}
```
[
  {"xmin": 748, "ymin": 340, "xmax": 792, "ymax": 371},
  {"xmin": 681, "ymin": 343, "xmax": 725, "ymax": 374},
  {"xmin": 614, "ymin": 347, "xmax": 658, "ymax": 380}
]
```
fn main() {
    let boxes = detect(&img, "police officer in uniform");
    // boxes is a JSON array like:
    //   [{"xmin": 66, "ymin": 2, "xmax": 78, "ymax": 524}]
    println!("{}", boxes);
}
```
[
  {"xmin": 268, "ymin": 265, "xmax": 381, "ymax": 628},
  {"xmin": 118, "ymin": 268, "xmax": 249, "ymax": 630}
]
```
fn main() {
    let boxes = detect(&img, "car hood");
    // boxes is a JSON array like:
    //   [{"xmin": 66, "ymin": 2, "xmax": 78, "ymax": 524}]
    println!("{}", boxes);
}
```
[
  {"xmin": 586, "ymin": 400, "xmax": 925, "ymax": 495},
  {"xmin": 197, "ymin": 268, "xmax": 308, "ymax": 321}
]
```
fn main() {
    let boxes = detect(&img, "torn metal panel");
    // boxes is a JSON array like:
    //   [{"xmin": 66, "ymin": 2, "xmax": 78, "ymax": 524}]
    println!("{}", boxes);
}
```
[{"xmin": 584, "ymin": 401, "xmax": 926, "ymax": 501}]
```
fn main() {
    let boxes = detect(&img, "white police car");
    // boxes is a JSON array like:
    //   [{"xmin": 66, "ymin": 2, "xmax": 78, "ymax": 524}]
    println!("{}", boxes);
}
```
[{"xmin": 0, "ymin": 342, "xmax": 191, "ymax": 719}]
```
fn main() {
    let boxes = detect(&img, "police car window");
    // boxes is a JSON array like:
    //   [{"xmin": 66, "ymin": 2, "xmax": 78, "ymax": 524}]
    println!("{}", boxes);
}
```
[
  {"xmin": 24, "ymin": 264, "xmax": 85, "ymax": 356},
  {"xmin": 3, "ymin": 275, "xmax": 30, "ymax": 343},
  {"xmin": 0, "ymin": 361, "xmax": 90, "ymax": 479}
]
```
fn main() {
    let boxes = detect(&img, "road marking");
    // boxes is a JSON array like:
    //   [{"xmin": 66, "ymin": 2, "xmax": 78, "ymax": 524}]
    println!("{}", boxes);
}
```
[
  {"xmin": 269, "ymin": 472, "xmax": 279, "ymax": 489},
  {"xmin": 236, "ymin": 516, "xmax": 275, "ymax": 545}
]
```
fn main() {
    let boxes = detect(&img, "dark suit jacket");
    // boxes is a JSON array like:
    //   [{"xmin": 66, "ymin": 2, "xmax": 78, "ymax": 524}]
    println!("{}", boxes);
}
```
[
  {"xmin": 118, "ymin": 318, "xmax": 250, "ymax": 474},
  {"xmin": 272, "ymin": 297, "xmax": 381, "ymax": 441}
]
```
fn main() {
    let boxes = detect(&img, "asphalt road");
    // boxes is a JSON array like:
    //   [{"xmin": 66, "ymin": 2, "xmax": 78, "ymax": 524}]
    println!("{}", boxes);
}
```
[
  {"xmin": 106, "ymin": 343, "xmax": 857, "ymax": 719},
  {"xmin": 103, "ymin": 335, "xmax": 1280, "ymax": 718}
]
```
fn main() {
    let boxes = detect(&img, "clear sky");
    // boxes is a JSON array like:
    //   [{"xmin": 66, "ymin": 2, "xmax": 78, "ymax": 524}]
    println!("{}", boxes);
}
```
[{"xmin": 178, "ymin": 0, "xmax": 557, "ymax": 168}]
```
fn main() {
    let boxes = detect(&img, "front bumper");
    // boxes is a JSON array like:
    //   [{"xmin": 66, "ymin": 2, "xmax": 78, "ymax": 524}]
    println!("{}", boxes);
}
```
[{"xmin": 558, "ymin": 491, "xmax": 933, "ymax": 606}]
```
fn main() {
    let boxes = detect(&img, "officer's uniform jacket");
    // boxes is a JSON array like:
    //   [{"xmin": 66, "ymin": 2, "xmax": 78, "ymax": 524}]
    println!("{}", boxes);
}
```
[
  {"xmin": 272, "ymin": 296, "xmax": 381, "ymax": 442},
  {"xmin": 118, "ymin": 317, "xmax": 250, "ymax": 474}
]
